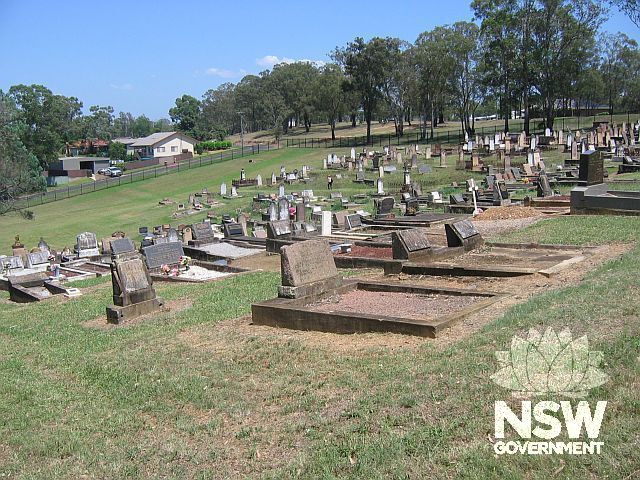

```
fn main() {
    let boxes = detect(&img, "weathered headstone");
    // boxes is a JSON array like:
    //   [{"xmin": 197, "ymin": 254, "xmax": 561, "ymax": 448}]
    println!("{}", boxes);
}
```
[
  {"xmin": 537, "ymin": 173, "xmax": 554, "ymax": 197},
  {"xmin": 223, "ymin": 223, "xmax": 244, "ymax": 238},
  {"xmin": 106, "ymin": 251, "xmax": 163, "ymax": 324},
  {"xmin": 220, "ymin": 183, "xmax": 227, "ymax": 196},
  {"xmin": 278, "ymin": 239, "xmax": 341, "ymax": 298},
  {"xmin": 268, "ymin": 201, "xmax": 278, "ymax": 221},
  {"xmin": 267, "ymin": 219, "xmax": 292, "ymax": 238},
  {"xmin": 76, "ymin": 232, "xmax": 99, "ymax": 258},
  {"xmin": 278, "ymin": 198, "xmax": 290, "ymax": 220},
  {"xmin": 376, "ymin": 178, "xmax": 384, "ymax": 195},
  {"xmin": 192, "ymin": 222, "xmax": 216, "ymax": 243},
  {"xmin": 25, "ymin": 250, "xmax": 49, "ymax": 271},
  {"xmin": 375, "ymin": 196, "xmax": 395, "ymax": 216},
  {"xmin": 256, "ymin": 174, "xmax": 263, "ymax": 186}
]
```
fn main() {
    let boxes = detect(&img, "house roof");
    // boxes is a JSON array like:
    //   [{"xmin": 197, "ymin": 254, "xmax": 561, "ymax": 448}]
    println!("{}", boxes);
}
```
[
  {"xmin": 130, "ymin": 131, "xmax": 194, "ymax": 147},
  {"xmin": 112, "ymin": 137, "xmax": 137, "ymax": 145}
]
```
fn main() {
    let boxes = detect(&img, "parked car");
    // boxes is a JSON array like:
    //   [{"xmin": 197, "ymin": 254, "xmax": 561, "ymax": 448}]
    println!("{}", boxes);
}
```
[
  {"xmin": 97, "ymin": 167, "xmax": 110, "ymax": 175},
  {"xmin": 106, "ymin": 167, "xmax": 123, "ymax": 177}
]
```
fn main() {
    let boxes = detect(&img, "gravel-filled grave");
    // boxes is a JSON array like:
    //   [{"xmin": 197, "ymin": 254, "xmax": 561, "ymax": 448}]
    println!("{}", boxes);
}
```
[{"xmin": 307, "ymin": 290, "xmax": 483, "ymax": 320}]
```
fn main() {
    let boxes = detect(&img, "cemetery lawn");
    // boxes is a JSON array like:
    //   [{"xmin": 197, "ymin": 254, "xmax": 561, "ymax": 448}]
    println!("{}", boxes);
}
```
[
  {"xmin": 0, "ymin": 147, "xmax": 481, "ymax": 250},
  {"xmin": 1, "ymin": 216, "xmax": 639, "ymax": 478}
]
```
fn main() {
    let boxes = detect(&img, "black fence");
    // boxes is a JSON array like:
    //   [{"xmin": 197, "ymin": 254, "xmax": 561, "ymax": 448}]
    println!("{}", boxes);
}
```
[{"xmin": 18, "ymin": 144, "xmax": 275, "ymax": 209}]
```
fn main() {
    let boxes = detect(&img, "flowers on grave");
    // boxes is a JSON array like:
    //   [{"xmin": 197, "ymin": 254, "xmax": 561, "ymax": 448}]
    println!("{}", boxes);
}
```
[
  {"xmin": 161, "ymin": 264, "xmax": 171, "ymax": 276},
  {"xmin": 179, "ymin": 255, "xmax": 191, "ymax": 271}
]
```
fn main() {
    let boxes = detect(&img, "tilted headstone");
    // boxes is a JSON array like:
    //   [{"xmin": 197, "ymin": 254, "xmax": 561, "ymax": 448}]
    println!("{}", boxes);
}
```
[
  {"xmin": 537, "ymin": 173, "xmax": 553, "ymax": 198},
  {"xmin": 345, "ymin": 214, "xmax": 362, "ymax": 230},
  {"xmin": 392, "ymin": 229, "xmax": 432, "ymax": 260},
  {"xmin": 143, "ymin": 241, "xmax": 185, "ymax": 269},
  {"xmin": 277, "ymin": 239, "xmax": 341, "ymax": 298},
  {"xmin": 445, "ymin": 220, "xmax": 484, "ymax": 250},
  {"xmin": 266, "ymin": 219, "xmax": 292, "ymax": 238},
  {"xmin": 106, "ymin": 251, "xmax": 163, "ymax": 324}
]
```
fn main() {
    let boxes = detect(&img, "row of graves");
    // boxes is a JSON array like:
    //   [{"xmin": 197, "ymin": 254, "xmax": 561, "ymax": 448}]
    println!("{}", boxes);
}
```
[{"xmin": 251, "ymin": 218, "xmax": 594, "ymax": 338}]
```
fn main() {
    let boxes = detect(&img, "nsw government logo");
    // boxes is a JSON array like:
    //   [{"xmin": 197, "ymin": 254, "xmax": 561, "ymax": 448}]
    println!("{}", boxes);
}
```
[{"xmin": 490, "ymin": 327, "xmax": 608, "ymax": 455}]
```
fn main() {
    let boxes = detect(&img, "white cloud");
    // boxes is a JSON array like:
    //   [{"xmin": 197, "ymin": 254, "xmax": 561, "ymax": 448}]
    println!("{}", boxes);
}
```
[
  {"xmin": 110, "ymin": 83, "xmax": 134, "ymax": 91},
  {"xmin": 256, "ymin": 55, "xmax": 326, "ymax": 68},
  {"xmin": 205, "ymin": 67, "xmax": 247, "ymax": 79}
]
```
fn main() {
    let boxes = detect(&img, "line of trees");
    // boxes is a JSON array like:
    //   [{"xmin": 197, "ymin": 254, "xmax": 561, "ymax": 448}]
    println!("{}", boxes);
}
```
[{"xmin": 171, "ymin": 0, "xmax": 639, "ymax": 144}]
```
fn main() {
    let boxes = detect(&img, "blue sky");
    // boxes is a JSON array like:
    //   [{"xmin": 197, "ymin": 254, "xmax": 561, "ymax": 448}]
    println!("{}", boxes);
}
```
[{"xmin": 1, "ymin": 0, "xmax": 637, "ymax": 120}]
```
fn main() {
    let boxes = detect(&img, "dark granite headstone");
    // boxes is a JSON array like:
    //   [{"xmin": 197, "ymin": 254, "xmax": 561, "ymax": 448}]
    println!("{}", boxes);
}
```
[
  {"xmin": 224, "ymin": 223, "xmax": 244, "ymax": 238},
  {"xmin": 445, "ymin": 220, "xmax": 483, "ymax": 250},
  {"xmin": 375, "ymin": 196, "xmax": 395, "ymax": 215},
  {"xmin": 579, "ymin": 150, "xmax": 604, "ymax": 185},
  {"xmin": 537, "ymin": 174, "xmax": 553, "ymax": 197},
  {"xmin": 346, "ymin": 214, "xmax": 362, "ymax": 230},
  {"xmin": 418, "ymin": 164, "xmax": 432, "ymax": 174},
  {"xmin": 110, "ymin": 238, "xmax": 135, "ymax": 255},
  {"xmin": 450, "ymin": 194, "xmax": 466, "ymax": 205},
  {"xmin": 143, "ymin": 242, "xmax": 185, "ymax": 269},
  {"xmin": 392, "ymin": 229, "xmax": 432, "ymax": 260},
  {"xmin": 138, "ymin": 226, "xmax": 148, "ymax": 235}
]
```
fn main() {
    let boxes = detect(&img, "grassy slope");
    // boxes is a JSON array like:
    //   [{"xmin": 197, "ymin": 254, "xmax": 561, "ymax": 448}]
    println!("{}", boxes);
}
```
[
  {"xmin": 0, "ymin": 216, "xmax": 639, "ymax": 478},
  {"xmin": 0, "ymin": 148, "xmax": 481, "ymax": 251}
]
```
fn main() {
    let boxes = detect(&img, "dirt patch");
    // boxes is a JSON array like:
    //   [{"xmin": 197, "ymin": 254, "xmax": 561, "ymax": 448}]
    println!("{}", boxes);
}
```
[
  {"xmin": 471, "ymin": 216, "xmax": 546, "ymax": 237},
  {"xmin": 307, "ymin": 290, "xmax": 482, "ymax": 320},
  {"xmin": 474, "ymin": 206, "xmax": 543, "ymax": 221},
  {"xmin": 230, "ymin": 252, "xmax": 280, "ymax": 271},
  {"xmin": 82, "ymin": 298, "xmax": 193, "ymax": 330},
  {"xmin": 338, "ymin": 245, "xmax": 393, "ymax": 259}
]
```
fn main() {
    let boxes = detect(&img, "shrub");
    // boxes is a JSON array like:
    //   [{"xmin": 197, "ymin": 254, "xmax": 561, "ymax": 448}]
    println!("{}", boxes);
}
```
[{"xmin": 196, "ymin": 140, "xmax": 232, "ymax": 153}]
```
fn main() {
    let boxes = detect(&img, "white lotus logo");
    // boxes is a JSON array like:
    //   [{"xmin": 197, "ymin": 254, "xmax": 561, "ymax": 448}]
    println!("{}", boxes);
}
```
[{"xmin": 491, "ymin": 327, "xmax": 608, "ymax": 398}]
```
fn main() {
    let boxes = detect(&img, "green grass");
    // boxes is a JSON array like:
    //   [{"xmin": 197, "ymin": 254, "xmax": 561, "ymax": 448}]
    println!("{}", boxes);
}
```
[
  {"xmin": 0, "ymin": 216, "xmax": 639, "ymax": 478},
  {"xmin": 497, "ymin": 215, "xmax": 640, "ymax": 245},
  {"xmin": 1, "ymin": 147, "xmax": 480, "ymax": 251}
]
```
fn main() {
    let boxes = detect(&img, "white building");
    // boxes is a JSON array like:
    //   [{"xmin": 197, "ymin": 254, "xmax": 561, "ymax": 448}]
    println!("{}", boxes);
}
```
[{"xmin": 121, "ymin": 132, "xmax": 197, "ymax": 159}]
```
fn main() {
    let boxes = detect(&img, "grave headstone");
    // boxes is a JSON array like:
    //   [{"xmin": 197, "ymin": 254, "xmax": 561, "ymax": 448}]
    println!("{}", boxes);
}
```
[
  {"xmin": 376, "ymin": 178, "xmax": 384, "ymax": 195},
  {"xmin": 392, "ymin": 228, "xmax": 432, "ymax": 260},
  {"xmin": 268, "ymin": 201, "xmax": 278, "ymax": 221},
  {"xmin": 346, "ymin": 214, "xmax": 362, "ymax": 230},
  {"xmin": 320, "ymin": 211, "xmax": 332, "ymax": 236},
  {"xmin": 220, "ymin": 183, "xmax": 227, "ymax": 196},
  {"xmin": 106, "ymin": 251, "xmax": 163, "ymax": 324},
  {"xmin": 445, "ymin": 220, "xmax": 484, "ymax": 250},
  {"xmin": 25, "ymin": 250, "xmax": 49, "ymax": 271},
  {"xmin": 267, "ymin": 219, "xmax": 292, "ymax": 238},
  {"xmin": 537, "ymin": 173, "xmax": 553, "ymax": 197},
  {"xmin": 278, "ymin": 239, "xmax": 341, "ymax": 298},
  {"xmin": 579, "ymin": 150, "xmax": 604, "ymax": 185},
  {"xmin": 76, "ymin": 232, "xmax": 100, "ymax": 258},
  {"xmin": 223, "ymin": 223, "xmax": 244, "ymax": 238},
  {"xmin": 192, "ymin": 222, "xmax": 216, "ymax": 243},
  {"xmin": 143, "ymin": 241, "xmax": 185, "ymax": 269},
  {"xmin": 278, "ymin": 198, "xmax": 290, "ymax": 220},
  {"xmin": 375, "ymin": 196, "xmax": 395, "ymax": 216},
  {"xmin": 256, "ymin": 174, "xmax": 263, "ymax": 186},
  {"xmin": 110, "ymin": 238, "xmax": 135, "ymax": 255}
]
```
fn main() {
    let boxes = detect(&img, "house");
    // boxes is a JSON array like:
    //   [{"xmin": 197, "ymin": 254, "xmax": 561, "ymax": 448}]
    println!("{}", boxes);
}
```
[
  {"xmin": 65, "ymin": 139, "xmax": 109, "ymax": 157},
  {"xmin": 126, "ymin": 132, "xmax": 197, "ymax": 160},
  {"xmin": 46, "ymin": 156, "xmax": 111, "ymax": 186}
]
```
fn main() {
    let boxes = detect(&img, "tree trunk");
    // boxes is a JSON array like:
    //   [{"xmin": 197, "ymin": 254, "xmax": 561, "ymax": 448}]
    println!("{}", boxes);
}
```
[
  {"xmin": 430, "ymin": 101, "xmax": 435, "ymax": 140},
  {"xmin": 366, "ymin": 111, "xmax": 372, "ymax": 145},
  {"xmin": 351, "ymin": 113, "xmax": 357, "ymax": 128},
  {"xmin": 331, "ymin": 119, "xmax": 336, "ymax": 140}
]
